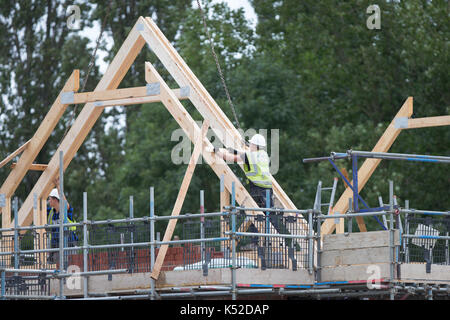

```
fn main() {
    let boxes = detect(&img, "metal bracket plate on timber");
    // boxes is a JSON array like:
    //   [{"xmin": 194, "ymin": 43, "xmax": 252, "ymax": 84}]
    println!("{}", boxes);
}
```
[
  {"xmin": 60, "ymin": 91, "xmax": 75, "ymax": 104},
  {"xmin": 146, "ymin": 82, "xmax": 160, "ymax": 95}
]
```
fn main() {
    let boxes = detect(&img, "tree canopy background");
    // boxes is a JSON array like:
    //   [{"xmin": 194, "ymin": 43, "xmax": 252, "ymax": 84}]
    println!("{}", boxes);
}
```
[{"xmin": 0, "ymin": 0, "xmax": 448, "ymax": 234}]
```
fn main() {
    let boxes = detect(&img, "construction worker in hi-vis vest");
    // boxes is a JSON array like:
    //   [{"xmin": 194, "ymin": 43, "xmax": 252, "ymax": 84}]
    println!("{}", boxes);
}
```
[
  {"xmin": 211, "ymin": 133, "xmax": 290, "ymax": 249},
  {"xmin": 211, "ymin": 133, "xmax": 273, "ymax": 208},
  {"xmin": 46, "ymin": 178, "xmax": 77, "ymax": 263}
]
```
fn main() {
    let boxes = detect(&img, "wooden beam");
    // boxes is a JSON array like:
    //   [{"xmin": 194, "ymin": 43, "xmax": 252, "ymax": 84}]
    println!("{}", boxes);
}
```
[
  {"xmin": 150, "ymin": 120, "xmax": 210, "ymax": 280},
  {"xmin": 13, "ymin": 18, "xmax": 146, "ymax": 229},
  {"xmin": 61, "ymin": 85, "xmax": 191, "ymax": 105},
  {"xmin": 88, "ymin": 88, "xmax": 188, "ymax": 108},
  {"xmin": 1, "ymin": 197, "xmax": 10, "ymax": 229},
  {"xmin": 322, "ymin": 97, "xmax": 414, "ymax": 235},
  {"xmin": 66, "ymin": 86, "xmax": 149, "ymax": 104},
  {"xmin": 405, "ymin": 116, "xmax": 450, "ymax": 129},
  {"xmin": 340, "ymin": 168, "xmax": 350, "ymax": 188},
  {"xmin": 0, "ymin": 140, "xmax": 31, "ymax": 169},
  {"xmin": 11, "ymin": 163, "xmax": 47, "ymax": 171}
]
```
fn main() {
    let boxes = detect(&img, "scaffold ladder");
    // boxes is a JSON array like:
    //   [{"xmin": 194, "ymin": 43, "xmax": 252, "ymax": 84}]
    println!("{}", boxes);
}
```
[{"xmin": 314, "ymin": 177, "xmax": 338, "ymax": 215}]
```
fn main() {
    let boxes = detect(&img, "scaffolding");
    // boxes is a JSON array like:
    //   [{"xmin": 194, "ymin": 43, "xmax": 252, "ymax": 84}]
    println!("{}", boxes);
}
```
[
  {"xmin": 0, "ymin": 180, "xmax": 315, "ymax": 300},
  {"xmin": 303, "ymin": 149, "xmax": 450, "ymax": 230},
  {"xmin": 1, "ymin": 178, "xmax": 449, "ymax": 300}
]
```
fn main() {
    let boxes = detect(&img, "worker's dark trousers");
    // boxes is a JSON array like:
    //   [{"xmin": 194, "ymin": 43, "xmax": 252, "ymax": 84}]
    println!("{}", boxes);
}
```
[
  {"xmin": 48, "ymin": 232, "xmax": 78, "ymax": 265},
  {"xmin": 249, "ymin": 183, "xmax": 273, "ymax": 208},
  {"xmin": 247, "ymin": 184, "xmax": 287, "ymax": 245}
]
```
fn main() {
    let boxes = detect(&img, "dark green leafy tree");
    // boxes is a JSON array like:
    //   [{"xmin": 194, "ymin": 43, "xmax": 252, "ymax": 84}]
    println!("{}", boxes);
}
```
[{"xmin": 0, "ymin": 1, "xmax": 99, "ymax": 224}]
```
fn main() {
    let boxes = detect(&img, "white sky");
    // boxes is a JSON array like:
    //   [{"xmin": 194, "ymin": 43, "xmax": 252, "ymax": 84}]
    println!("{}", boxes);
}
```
[{"xmin": 219, "ymin": 0, "xmax": 257, "ymax": 26}]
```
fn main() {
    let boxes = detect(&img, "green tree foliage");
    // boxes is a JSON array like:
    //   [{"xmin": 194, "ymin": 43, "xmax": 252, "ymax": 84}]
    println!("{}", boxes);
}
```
[{"xmin": 0, "ymin": 1, "xmax": 98, "ymax": 214}]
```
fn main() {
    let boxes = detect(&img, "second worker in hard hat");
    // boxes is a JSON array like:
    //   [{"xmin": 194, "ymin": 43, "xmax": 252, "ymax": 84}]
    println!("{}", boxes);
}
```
[
  {"xmin": 213, "ymin": 133, "xmax": 273, "ymax": 208},
  {"xmin": 46, "ymin": 177, "xmax": 78, "ymax": 264}
]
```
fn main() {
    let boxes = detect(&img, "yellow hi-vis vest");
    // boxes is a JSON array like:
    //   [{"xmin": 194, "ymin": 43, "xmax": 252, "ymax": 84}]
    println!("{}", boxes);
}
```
[
  {"xmin": 244, "ymin": 150, "xmax": 272, "ymax": 188},
  {"xmin": 48, "ymin": 208, "xmax": 76, "ymax": 231}
]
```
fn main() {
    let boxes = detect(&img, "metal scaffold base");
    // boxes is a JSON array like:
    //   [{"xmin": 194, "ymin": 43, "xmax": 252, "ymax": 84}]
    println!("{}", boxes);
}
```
[
  {"xmin": 1, "ymin": 177, "xmax": 449, "ymax": 301},
  {"xmin": 47, "ymin": 275, "xmax": 449, "ymax": 300}
]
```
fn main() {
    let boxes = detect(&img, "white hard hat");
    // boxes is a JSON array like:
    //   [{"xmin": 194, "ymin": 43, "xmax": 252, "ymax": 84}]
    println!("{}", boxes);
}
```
[
  {"xmin": 249, "ymin": 134, "xmax": 266, "ymax": 147},
  {"xmin": 49, "ymin": 188, "xmax": 60, "ymax": 200}
]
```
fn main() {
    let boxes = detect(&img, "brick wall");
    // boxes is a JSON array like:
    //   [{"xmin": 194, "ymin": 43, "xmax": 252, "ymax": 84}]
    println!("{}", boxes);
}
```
[{"xmin": 64, "ymin": 244, "xmax": 224, "ymax": 272}]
